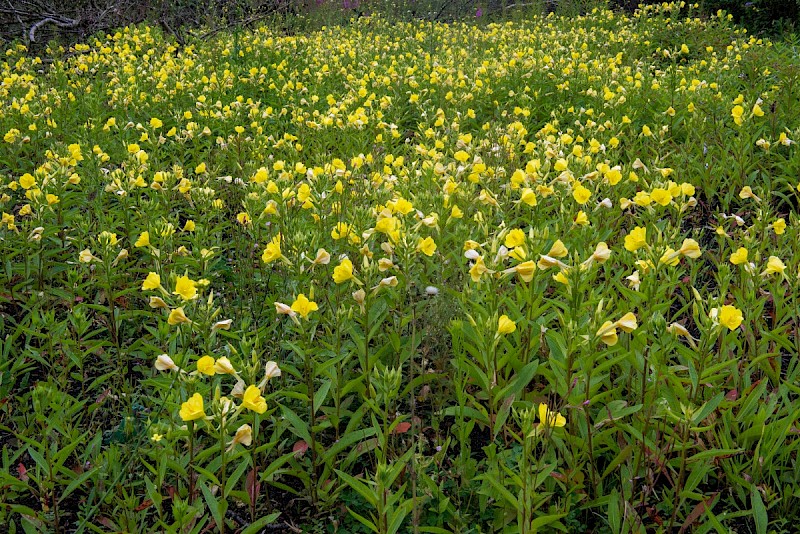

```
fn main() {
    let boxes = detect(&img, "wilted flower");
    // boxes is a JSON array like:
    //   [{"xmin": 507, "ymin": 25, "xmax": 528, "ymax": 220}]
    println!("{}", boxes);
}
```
[
  {"xmin": 155, "ymin": 354, "xmax": 179, "ymax": 372},
  {"xmin": 167, "ymin": 307, "xmax": 191, "ymax": 325},
  {"xmin": 214, "ymin": 357, "xmax": 236, "ymax": 375},
  {"xmin": 79, "ymin": 249, "xmax": 98, "ymax": 263},
  {"xmin": 227, "ymin": 424, "xmax": 253, "ymax": 451}
]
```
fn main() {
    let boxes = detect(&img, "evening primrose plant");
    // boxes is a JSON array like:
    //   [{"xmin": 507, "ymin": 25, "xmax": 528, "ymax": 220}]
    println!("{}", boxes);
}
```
[{"xmin": 2, "ymin": 2, "xmax": 800, "ymax": 532}]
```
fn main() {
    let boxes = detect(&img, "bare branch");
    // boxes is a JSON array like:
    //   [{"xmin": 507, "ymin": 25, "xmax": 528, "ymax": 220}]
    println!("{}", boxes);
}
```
[{"xmin": 29, "ymin": 15, "xmax": 79, "ymax": 42}]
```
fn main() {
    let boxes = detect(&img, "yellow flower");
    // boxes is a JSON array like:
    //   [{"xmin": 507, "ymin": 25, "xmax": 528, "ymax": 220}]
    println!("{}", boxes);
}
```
[
  {"xmin": 197, "ymin": 356, "xmax": 216, "ymax": 376},
  {"xmin": 135, "ymin": 231, "xmax": 150, "ymax": 248},
  {"xmin": 236, "ymin": 212, "xmax": 251, "ymax": 225},
  {"xmin": 731, "ymin": 105, "xmax": 744, "ymax": 125},
  {"xmin": 538, "ymin": 403, "xmax": 566, "ymax": 428},
  {"xmin": 553, "ymin": 271, "xmax": 569, "ymax": 285},
  {"xmin": 168, "ymin": 307, "xmax": 191, "ymax": 325},
  {"xmin": 572, "ymin": 183, "xmax": 591, "ymax": 204},
  {"xmin": 497, "ymin": 315, "xmax": 517, "ymax": 335},
  {"xmin": 773, "ymin": 218, "xmax": 786, "ymax": 235},
  {"xmin": 678, "ymin": 239, "xmax": 701, "ymax": 259},
  {"xmin": 730, "ymin": 247, "xmax": 749, "ymax": 265},
  {"xmin": 469, "ymin": 256, "xmax": 492, "ymax": 282},
  {"xmin": 98, "ymin": 231, "xmax": 118, "ymax": 247},
  {"xmin": 179, "ymin": 393, "xmax": 206, "ymax": 421},
  {"xmin": 519, "ymin": 188, "xmax": 537, "ymax": 206},
  {"xmin": 659, "ymin": 247, "xmax": 681, "ymax": 266},
  {"xmin": 150, "ymin": 117, "xmax": 163, "ymax": 129},
  {"xmin": 262, "ymin": 234, "xmax": 282, "ymax": 264},
  {"xmin": 574, "ymin": 211, "xmax": 589, "ymax": 226},
  {"xmin": 252, "ymin": 167, "xmax": 269, "ymax": 183},
  {"xmin": 290, "ymin": 294, "xmax": 318, "ymax": 319},
  {"xmin": 504, "ymin": 229, "xmax": 526, "ymax": 248},
  {"xmin": 650, "ymin": 188, "xmax": 671, "ymax": 206},
  {"xmin": 331, "ymin": 222, "xmax": 351, "ymax": 240},
  {"xmin": 596, "ymin": 321, "xmax": 618, "ymax": 346},
  {"xmin": 548, "ymin": 239, "xmax": 568, "ymax": 258},
  {"xmin": 142, "ymin": 272, "xmax": 161, "ymax": 290},
  {"xmin": 739, "ymin": 186, "xmax": 761, "ymax": 202},
  {"xmin": 332, "ymin": 258, "xmax": 355, "ymax": 284},
  {"xmin": 761, "ymin": 256, "xmax": 786, "ymax": 276},
  {"xmin": 718, "ymin": 305, "xmax": 743, "ymax": 330},
  {"xmin": 624, "ymin": 226, "xmax": 647, "ymax": 252},
  {"xmin": 417, "ymin": 236, "xmax": 437, "ymax": 256},
  {"xmin": 195, "ymin": 162, "xmax": 207, "ymax": 174},
  {"xmin": 515, "ymin": 260, "xmax": 537, "ymax": 282},
  {"xmin": 615, "ymin": 312, "xmax": 638, "ymax": 333},
  {"xmin": 633, "ymin": 191, "xmax": 652, "ymax": 206},
  {"xmin": 19, "ymin": 173, "xmax": 36, "ymax": 189},
  {"xmin": 183, "ymin": 220, "xmax": 196, "ymax": 232},
  {"xmin": 242, "ymin": 385, "xmax": 267, "ymax": 414},
  {"xmin": 173, "ymin": 275, "xmax": 197, "ymax": 301}
]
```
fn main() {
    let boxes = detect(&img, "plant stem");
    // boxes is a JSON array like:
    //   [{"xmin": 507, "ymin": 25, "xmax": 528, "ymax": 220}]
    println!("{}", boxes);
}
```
[{"xmin": 188, "ymin": 421, "xmax": 196, "ymax": 505}]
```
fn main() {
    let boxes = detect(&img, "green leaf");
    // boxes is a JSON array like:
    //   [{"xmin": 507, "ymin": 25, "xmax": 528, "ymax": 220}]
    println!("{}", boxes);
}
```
[
  {"xmin": 346, "ymin": 506, "xmax": 378, "ymax": 533},
  {"xmin": 240, "ymin": 512, "xmax": 281, "ymax": 534},
  {"xmin": 313, "ymin": 379, "xmax": 332, "ymax": 414},
  {"xmin": 199, "ymin": 480, "xmax": 226, "ymax": 532},
  {"xmin": 336, "ymin": 469, "xmax": 377, "ymax": 507},
  {"xmin": 280, "ymin": 404, "xmax": 312, "ymax": 444},
  {"xmin": 59, "ymin": 467, "xmax": 98, "ymax": 501},
  {"xmin": 751, "ymin": 486, "xmax": 767, "ymax": 534},
  {"xmin": 692, "ymin": 392, "xmax": 724, "ymax": 425},
  {"xmin": 496, "ymin": 359, "xmax": 539, "ymax": 401}
]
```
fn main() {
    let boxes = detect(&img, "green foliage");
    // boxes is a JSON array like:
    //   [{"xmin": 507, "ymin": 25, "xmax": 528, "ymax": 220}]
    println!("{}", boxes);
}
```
[{"xmin": 1, "ymin": 3, "xmax": 800, "ymax": 532}]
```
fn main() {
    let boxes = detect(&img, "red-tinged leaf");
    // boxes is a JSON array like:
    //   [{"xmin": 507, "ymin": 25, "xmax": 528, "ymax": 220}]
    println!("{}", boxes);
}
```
[
  {"xmin": 726, "ymin": 389, "xmax": 739, "ymax": 401},
  {"xmin": 679, "ymin": 493, "xmax": 719, "ymax": 533},
  {"xmin": 96, "ymin": 517, "xmax": 117, "ymax": 529},
  {"xmin": 392, "ymin": 422, "xmax": 412, "ymax": 435},
  {"xmin": 246, "ymin": 469, "xmax": 260, "ymax": 504},
  {"xmin": 134, "ymin": 499, "xmax": 153, "ymax": 512},
  {"xmin": 293, "ymin": 440, "xmax": 308, "ymax": 457},
  {"xmin": 95, "ymin": 389, "xmax": 111, "ymax": 405},
  {"xmin": 18, "ymin": 463, "xmax": 28, "ymax": 481},
  {"xmin": 550, "ymin": 471, "xmax": 567, "ymax": 482},
  {"xmin": 166, "ymin": 486, "xmax": 176, "ymax": 500}
]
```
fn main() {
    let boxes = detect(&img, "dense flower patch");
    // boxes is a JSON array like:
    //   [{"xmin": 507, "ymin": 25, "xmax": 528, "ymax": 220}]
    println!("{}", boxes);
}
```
[{"xmin": 1, "ymin": 3, "xmax": 800, "ymax": 531}]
